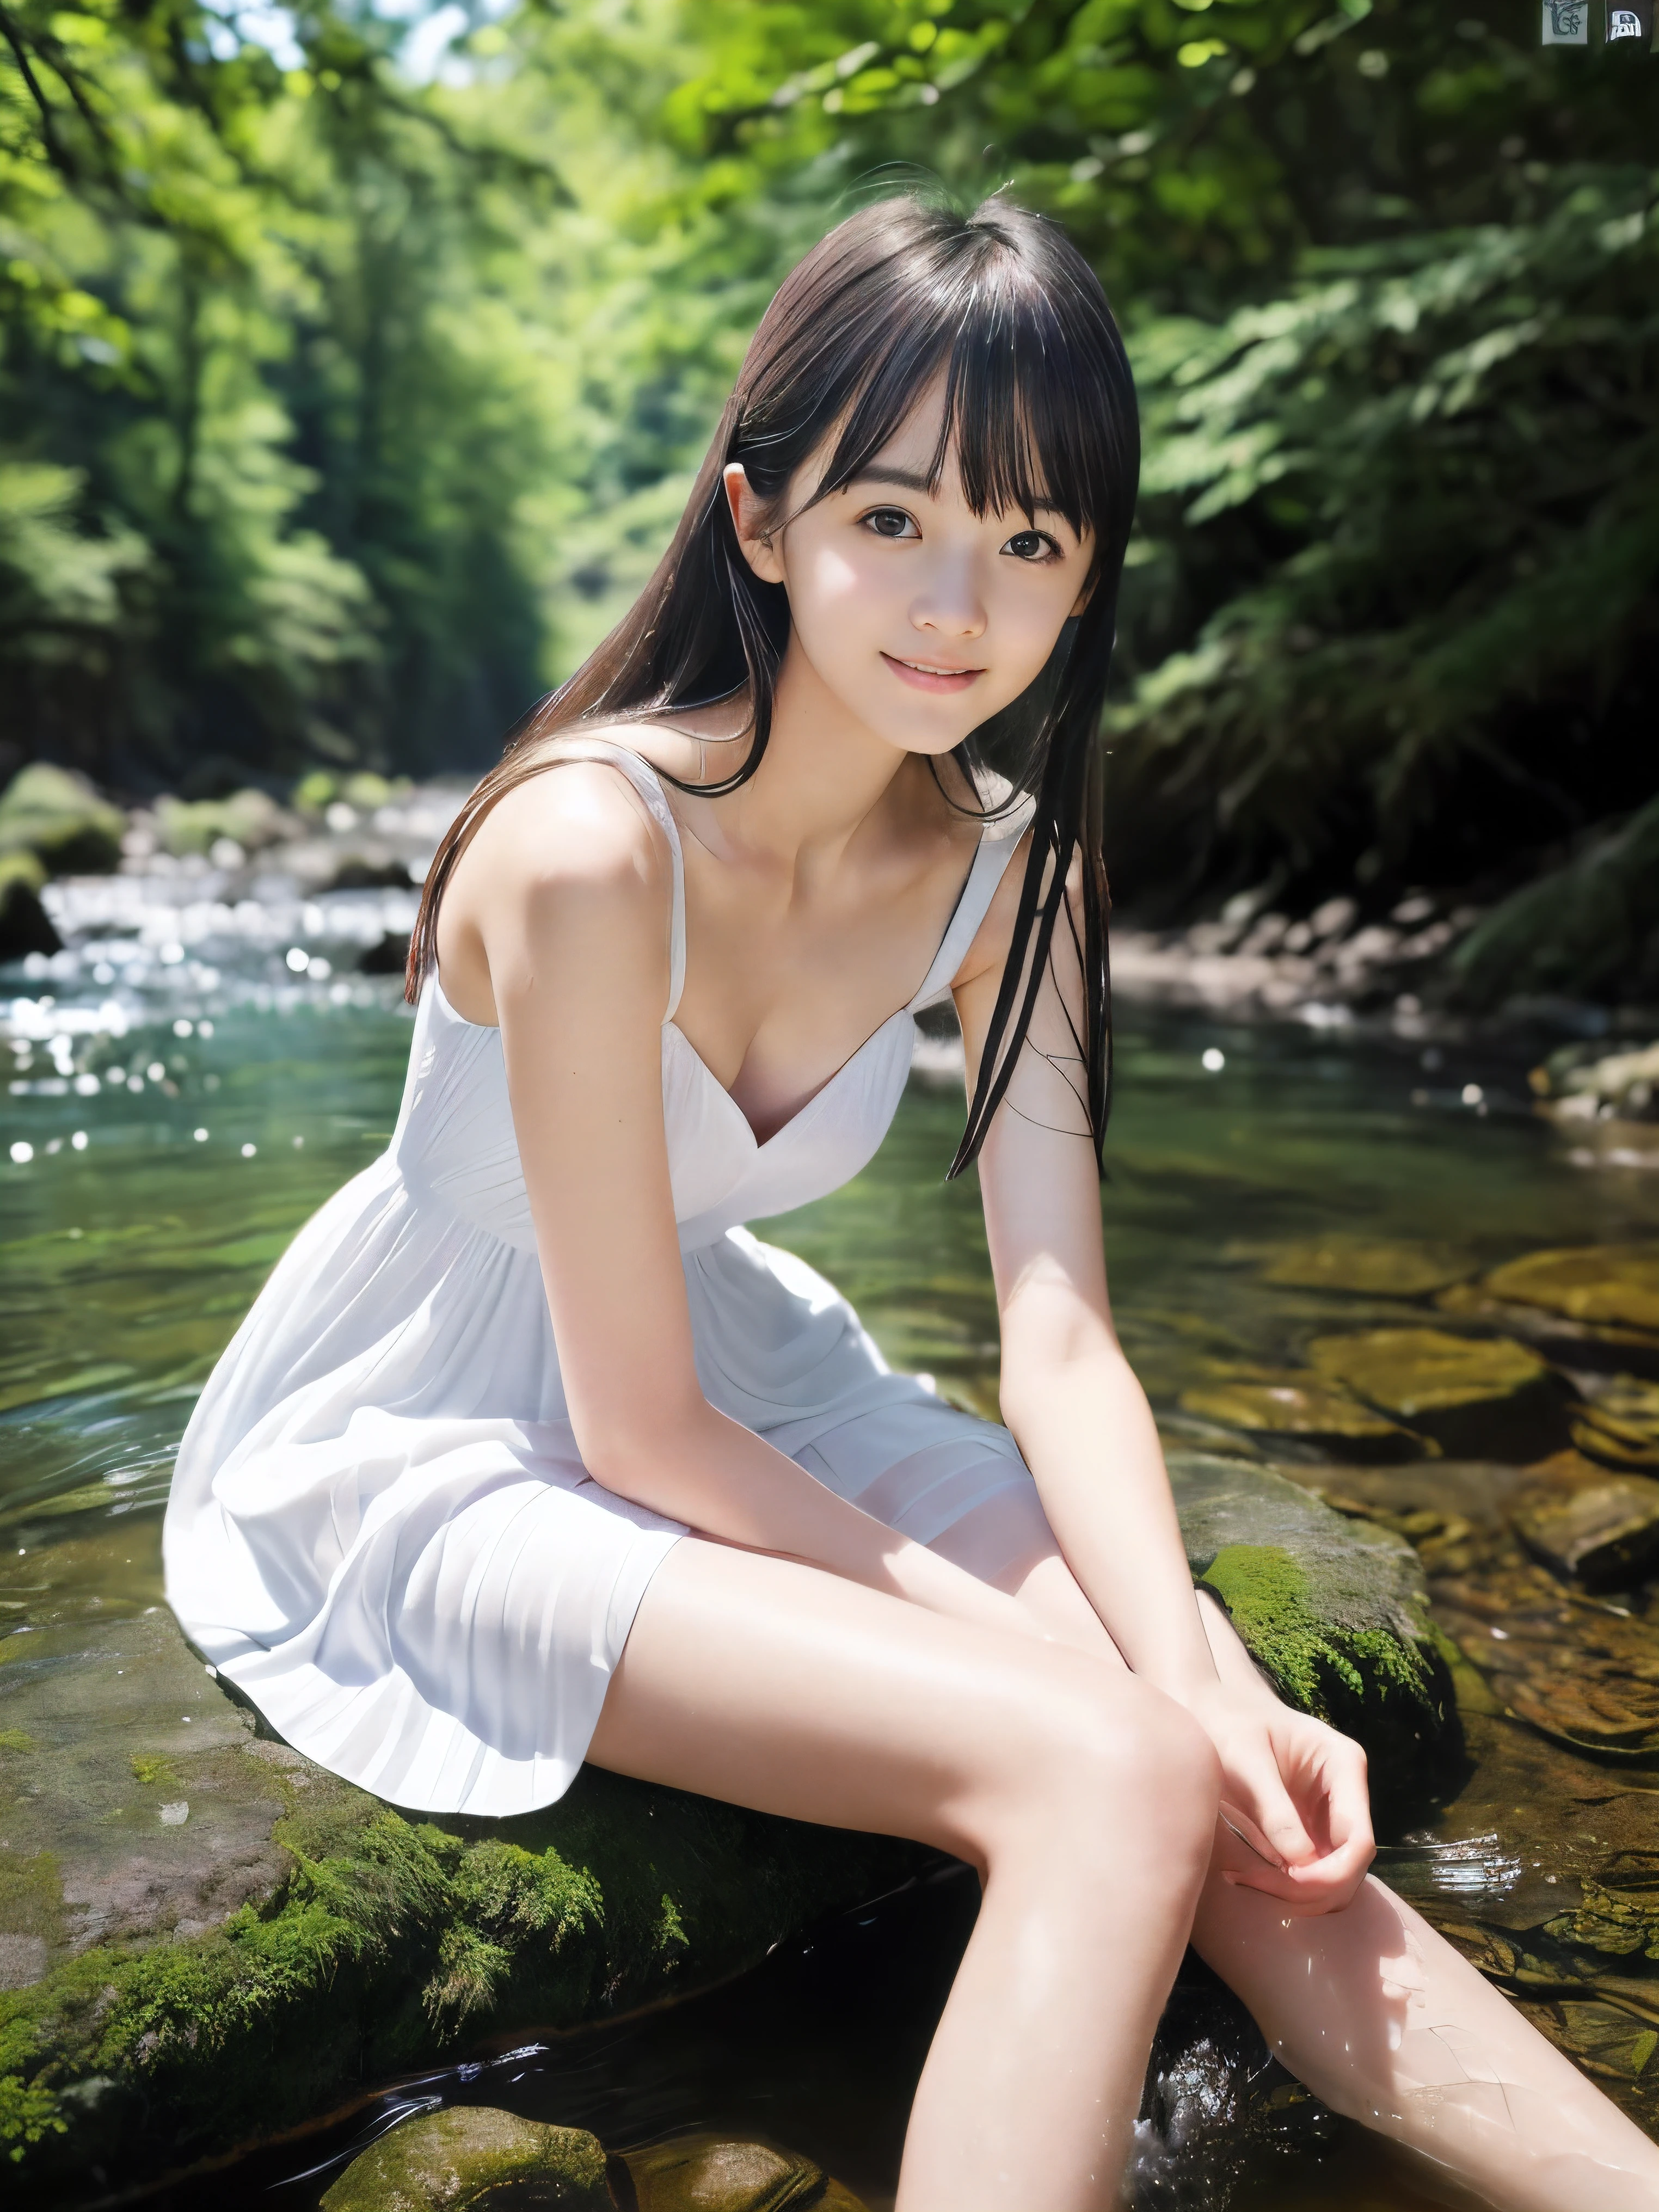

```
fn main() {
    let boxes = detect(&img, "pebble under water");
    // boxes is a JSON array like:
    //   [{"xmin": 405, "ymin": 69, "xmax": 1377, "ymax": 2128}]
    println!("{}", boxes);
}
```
[{"xmin": 3, "ymin": 895, "xmax": 1657, "ymax": 2209}]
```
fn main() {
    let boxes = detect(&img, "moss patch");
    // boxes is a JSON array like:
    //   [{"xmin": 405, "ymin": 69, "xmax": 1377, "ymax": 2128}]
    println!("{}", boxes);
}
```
[
  {"xmin": 1170, "ymin": 1453, "xmax": 1461, "ymax": 1822},
  {"xmin": 1199, "ymin": 1543, "xmax": 1434, "ymax": 1716},
  {"xmin": 1, "ymin": 1754, "xmax": 903, "ymax": 2198}
]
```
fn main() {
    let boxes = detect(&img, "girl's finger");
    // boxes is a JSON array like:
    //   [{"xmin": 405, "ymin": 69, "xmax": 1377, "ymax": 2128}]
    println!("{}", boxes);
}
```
[
  {"xmin": 1224, "ymin": 1826, "xmax": 1375, "ymax": 1914},
  {"xmin": 1247, "ymin": 1763, "xmax": 1320, "ymax": 1867}
]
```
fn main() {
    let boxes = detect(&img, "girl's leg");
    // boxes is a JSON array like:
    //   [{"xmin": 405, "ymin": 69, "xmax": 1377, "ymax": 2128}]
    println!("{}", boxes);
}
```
[
  {"xmin": 588, "ymin": 1533, "xmax": 1221, "ymax": 2212},
  {"xmin": 932, "ymin": 1482, "xmax": 1659, "ymax": 2211},
  {"xmin": 1193, "ymin": 1870, "xmax": 1659, "ymax": 2212}
]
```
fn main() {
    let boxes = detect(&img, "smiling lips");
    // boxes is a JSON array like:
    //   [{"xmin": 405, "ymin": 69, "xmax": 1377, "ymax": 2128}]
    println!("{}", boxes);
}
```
[{"xmin": 881, "ymin": 652, "xmax": 984, "ymax": 694}]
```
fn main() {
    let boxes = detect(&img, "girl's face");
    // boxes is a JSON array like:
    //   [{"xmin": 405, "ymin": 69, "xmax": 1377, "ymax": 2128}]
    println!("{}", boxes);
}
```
[{"xmin": 726, "ymin": 380, "xmax": 1094, "ymax": 760}]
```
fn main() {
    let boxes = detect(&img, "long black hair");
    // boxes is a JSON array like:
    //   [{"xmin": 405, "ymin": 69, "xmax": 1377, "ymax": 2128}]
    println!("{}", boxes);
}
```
[{"xmin": 409, "ymin": 193, "xmax": 1140, "ymax": 1176}]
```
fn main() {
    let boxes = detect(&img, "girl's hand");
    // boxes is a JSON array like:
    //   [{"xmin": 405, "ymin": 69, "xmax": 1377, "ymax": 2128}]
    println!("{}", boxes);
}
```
[{"xmin": 1188, "ymin": 1685, "xmax": 1375, "ymax": 1915}]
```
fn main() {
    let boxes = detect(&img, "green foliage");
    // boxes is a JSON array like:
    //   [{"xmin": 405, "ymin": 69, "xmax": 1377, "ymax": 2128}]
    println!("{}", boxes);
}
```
[
  {"xmin": 1449, "ymin": 791, "xmax": 1659, "ymax": 1010},
  {"xmin": 666, "ymin": 0, "xmax": 1659, "ymax": 928},
  {"xmin": 4, "ymin": 0, "xmax": 1653, "ymax": 945},
  {"xmin": 1109, "ymin": 172, "xmax": 1659, "ymax": 907}
]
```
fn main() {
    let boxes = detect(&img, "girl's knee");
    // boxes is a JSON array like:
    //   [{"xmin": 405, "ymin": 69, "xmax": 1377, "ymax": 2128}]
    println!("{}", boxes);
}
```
[{"xmin": 982, "ymin": 1663, "xmax": 1220, "ymax": 1871}]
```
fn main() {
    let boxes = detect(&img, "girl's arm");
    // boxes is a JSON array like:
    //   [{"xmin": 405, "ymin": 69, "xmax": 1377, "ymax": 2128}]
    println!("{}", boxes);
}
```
[
  {"xmin": 451, "ymin": 763, "xmax": 1033, "ymax": 1644},
  {"xmin": 954, "ymin": 850, "xmax": 1373, "ymax": 1911}
]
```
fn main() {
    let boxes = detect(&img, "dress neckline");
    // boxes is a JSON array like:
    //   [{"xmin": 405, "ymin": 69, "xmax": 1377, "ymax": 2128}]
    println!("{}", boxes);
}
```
[{"xmin": 431, "ymin": 739, "xmax": 1029, "ymax": 1155}]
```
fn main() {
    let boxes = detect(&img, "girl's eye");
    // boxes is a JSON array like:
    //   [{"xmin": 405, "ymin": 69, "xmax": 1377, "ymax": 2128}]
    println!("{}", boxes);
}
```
[
  {"xmin": 1003, "ymin": 529, "xmax": 1058, "ymax": 562},
  {"xmin": 862, "ymin": 508, "xmax": 919, "ymax": 540}
]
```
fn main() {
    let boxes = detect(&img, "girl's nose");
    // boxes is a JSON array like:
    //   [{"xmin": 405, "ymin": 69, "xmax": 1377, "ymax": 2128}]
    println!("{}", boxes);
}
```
[{"xmin": 910, "ymin": 555, "xmax": 987, "ymax": 641}]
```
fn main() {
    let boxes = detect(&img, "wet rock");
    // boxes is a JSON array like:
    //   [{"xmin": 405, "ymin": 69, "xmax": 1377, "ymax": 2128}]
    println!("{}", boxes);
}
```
[
  {"xmin": 1509, "ymin": 1454, "xmax": 1659, "ymax": 1590},
  {"xmin": 1252, "ymin": 1237, "xmax": 1474, "ymax": 1299},
  {"xmin": 1169, "ymin": 1453, "xmax": 1461, "ymax": 1823},
  {"xmin": 623, "ymin": 2132, "xmax": 867, "ymax": 2210},
  {"xmin": 1176, "ymin": 1375, "xmax": 1429, "ymax": 1461},
  {"xmin": 0, "ymin": 764, "xmax": 124, "ymax": 877},
  {"xmin": 1428, "ymin": 1504, "xmax": 1659, "ymax": 1758},
  {"xmin": 321, "ymin": 2107, "xmax": 613, "ymax": 2210},
  {"xmin": 320, "ymin": 2112, "xmax": 868, "ymax": 2212},
  {"xmin": 1483, "ymin": 1244, "xmax": 1659, "ymax": 1337},
  {"xmin": 1435, "ymin": 1277, "xmax": 1659, "ymax": 1381},
  {"xmin": 1305, "ymin": 1325, "xmax": 1569, "ymax": 1460},
  {"xmin": 0, "ymin": 1604, "xmax": 905, "ymax": 2203},
  {"xmin": 1571, "ymin": 1377, "xmax": 1659, "ymax": 1473}
]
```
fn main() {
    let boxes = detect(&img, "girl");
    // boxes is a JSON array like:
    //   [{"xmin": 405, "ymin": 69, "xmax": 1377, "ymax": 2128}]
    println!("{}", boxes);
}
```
[{"xmin": 164, "ymin": 196, "xmax": 1659, "ymax": 2210}]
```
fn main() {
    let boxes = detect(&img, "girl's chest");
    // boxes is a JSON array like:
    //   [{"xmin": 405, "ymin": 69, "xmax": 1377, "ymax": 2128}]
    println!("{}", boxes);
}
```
[{"xmin": 670, "ymin": 848, "xmax": 970, "ymax": 1144}]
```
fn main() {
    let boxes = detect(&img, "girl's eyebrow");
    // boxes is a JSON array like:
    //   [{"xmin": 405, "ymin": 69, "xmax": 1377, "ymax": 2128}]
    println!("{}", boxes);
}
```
[{"xmin": 848, "ymin": 464, "xmax": 1067, "ymax": 518}]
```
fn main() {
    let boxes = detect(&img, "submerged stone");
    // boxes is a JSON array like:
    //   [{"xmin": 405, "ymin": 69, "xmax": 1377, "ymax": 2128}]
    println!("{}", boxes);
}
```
[
  {"xmin": 321, "ymin": 2113, "xmax": 868, "ymax": 2212},
  {"xmin": 1483, "ymin": 1245, "xmax": 1659, "ymax": 1337},
  {"xmin": 1177, "ymin": 1375, "xmax": 1430, "ymax": 1461},
  {"xmin": 1305, "ymin": 1326, "xmax": 1567, "ymax": 1460},
  {"xmin": 1509, "ymin": 1455, "xmax": 1659, "ymax": 1589},
  {"xmin": 1254, "ymin": 1238, "xmax": 1474, "ymax": 1299},
  {"xmin": 1433, "ymin": 1279, "xmax": 1659, "ymax": 1380},
  {"xmin": 321, "ymin": 2107, "xmax": 613, "ymax": 2210},
  {"xmin": 622, "ymin": 2132, "xmax": 867, "ymax": 2210},
  {"xmin": 1428, "ymin": 1501, "xmax": 1659, "ymax": 1758},
  {"xmin": 1571, "ymin": 1395, "xmax": 1659, "ymax": 1474}
]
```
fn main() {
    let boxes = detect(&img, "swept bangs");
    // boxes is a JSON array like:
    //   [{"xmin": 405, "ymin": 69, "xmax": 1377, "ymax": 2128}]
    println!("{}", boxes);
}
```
[{"xmin": 746, "ymin": 205, "xmax": 1131, "ymax": 586}]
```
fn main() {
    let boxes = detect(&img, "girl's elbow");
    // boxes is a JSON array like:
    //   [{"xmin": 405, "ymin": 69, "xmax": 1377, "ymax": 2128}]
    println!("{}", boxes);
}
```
[{"xmin": 574, "ymin": 1397, "xmax": 709, "ymax": 1500}]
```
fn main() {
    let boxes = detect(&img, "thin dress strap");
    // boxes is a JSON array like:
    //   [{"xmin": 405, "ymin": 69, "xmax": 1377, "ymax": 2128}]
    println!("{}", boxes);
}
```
[
  {"xmin": 907, "ymin": 803, "xmax": 1035, "ymax": 1013},
  {"xmin": 550, "ymin": 740, "xmax": 687, "ymax": 1023}
]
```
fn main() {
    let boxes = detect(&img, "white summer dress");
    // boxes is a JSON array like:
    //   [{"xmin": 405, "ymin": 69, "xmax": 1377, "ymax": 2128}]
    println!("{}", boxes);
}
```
[{"xmin": 163, "ymin": 745, "xmax": 1037, "ymax": 1817}]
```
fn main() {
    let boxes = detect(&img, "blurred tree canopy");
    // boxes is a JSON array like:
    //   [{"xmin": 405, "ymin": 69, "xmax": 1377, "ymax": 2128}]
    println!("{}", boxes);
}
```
[{"xmin": 3, "ymin": 0, "xmax": 1655, "ymax": 927}]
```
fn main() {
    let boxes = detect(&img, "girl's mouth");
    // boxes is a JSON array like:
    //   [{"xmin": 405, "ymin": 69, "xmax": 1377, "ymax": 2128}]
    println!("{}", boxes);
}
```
[{"xmin": 881, "ymin": 652, "xmax": 984, "ymax": 695}]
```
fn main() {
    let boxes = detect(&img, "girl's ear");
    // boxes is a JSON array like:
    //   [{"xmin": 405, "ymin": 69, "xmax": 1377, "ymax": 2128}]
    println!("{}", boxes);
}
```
[{"xmin": 723, "ymin": 464, "xmax": 787, "ymax": 586}]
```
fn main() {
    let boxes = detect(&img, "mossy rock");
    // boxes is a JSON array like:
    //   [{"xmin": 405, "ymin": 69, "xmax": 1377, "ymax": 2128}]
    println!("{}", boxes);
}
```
[
  {"xmin": 153, "ymin": 788, "xmax": 293, "ymax": 858},
  {"xmin": 321, "ymin": 2112, "xmax": 866, "ymax": 2212},
  {"xmin": 0, "ymin": 765, "xmax": 124, "ymax": 877},
  {"xmin": 1168, "ymin": 1453, "xmax": 1461, "ymax": 1826},
  {"xmin": 1483, "ymin": 1245, "xmax": 1659, "ymax": 1337},
  {"xmin": 1305, "ymin": 1326, "xmax": 1569, "ymax": 1460},
  {"xmin": 321, "ymin": 2107, "xmax": 613, "ymax": 2210},
  {"xmin": 1177, "ymin": 1375, "xmax": 1430, "ymax": 1462},
  {"xmin": 1253, "ymin": 1239, "xmax": 1474, "ymax": 1299},
  {"xmin": 0, "ymin": 1607, "xmax": 906, "ymax": 2203}
]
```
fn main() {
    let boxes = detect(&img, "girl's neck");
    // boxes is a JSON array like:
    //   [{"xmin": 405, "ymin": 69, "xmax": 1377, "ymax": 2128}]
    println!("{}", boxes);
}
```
[{"xmin": 681, "ymin": 637, "xmax": 931, "ymax": 873}]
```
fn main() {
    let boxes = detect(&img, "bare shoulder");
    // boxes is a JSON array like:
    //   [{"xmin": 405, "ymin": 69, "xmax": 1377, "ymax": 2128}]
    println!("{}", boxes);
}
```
[
  {"xmin": 454, "ymin": 746, "xmax": 673, "ymax": 915},
  {"xmin": 437, "ymin": 744, "xmax": 677, "ymax": 1023}
]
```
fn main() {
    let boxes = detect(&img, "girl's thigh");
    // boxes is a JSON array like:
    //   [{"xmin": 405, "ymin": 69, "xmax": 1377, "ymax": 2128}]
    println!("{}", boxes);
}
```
[{"xmin": 588, "ymin": 1533, "xmax": 1168, "ymax": 1859}]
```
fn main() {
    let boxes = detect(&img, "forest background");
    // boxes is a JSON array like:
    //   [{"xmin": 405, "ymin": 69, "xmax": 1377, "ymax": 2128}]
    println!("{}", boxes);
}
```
[{"xmin": 2, "ymin": 0, "xmax": 1656, "ymax": 995}]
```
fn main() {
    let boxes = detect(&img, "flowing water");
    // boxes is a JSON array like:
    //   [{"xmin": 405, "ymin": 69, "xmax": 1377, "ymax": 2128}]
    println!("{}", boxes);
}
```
[{"xmin": 3, "ymin": 909, "xmax": 1657, "ymax": 2209}]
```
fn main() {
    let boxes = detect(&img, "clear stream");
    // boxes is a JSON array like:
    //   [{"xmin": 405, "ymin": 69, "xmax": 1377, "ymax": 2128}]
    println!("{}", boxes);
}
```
[{"xmin": 3, "ymin": 920, "xmax": 1656, "ymax": 2209}]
